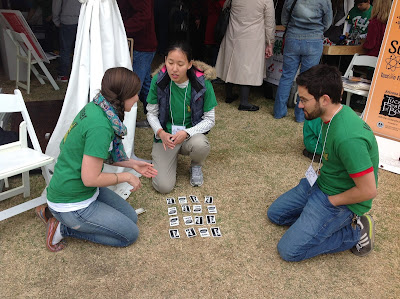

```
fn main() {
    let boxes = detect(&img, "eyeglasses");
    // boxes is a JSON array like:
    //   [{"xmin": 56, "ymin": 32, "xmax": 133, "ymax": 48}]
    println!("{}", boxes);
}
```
[{"xmin": 298, "ymin": 97, "xmax": 315, "ymax": 104}]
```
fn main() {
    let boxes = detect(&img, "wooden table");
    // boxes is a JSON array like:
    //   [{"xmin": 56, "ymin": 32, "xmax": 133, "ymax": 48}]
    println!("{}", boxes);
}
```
[{"xmin": 323, "ymin": 45, "xmax": 367, "ymax": 56}]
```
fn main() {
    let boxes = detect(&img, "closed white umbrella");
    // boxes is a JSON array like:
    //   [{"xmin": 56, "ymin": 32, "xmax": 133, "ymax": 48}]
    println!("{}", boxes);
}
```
[{"xmin": 45, "ymin": 0, "xmax": 139, "ymax": 198}]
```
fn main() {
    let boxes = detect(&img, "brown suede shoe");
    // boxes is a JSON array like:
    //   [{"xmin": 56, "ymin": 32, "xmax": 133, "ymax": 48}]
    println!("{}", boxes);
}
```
[{"xmin": 46, "ymin": 218, "xmax": 66, "ymax": 252}]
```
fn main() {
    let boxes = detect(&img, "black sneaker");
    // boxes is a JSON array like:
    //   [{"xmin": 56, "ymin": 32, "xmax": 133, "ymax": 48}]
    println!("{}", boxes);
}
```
[{"xmin": 351, "ymin": 215, "xmax": 375, "ymax": 257}]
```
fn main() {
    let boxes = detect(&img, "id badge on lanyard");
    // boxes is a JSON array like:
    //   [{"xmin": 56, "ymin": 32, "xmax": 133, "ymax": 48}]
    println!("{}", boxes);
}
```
[
  {"xmin": 171, "ymin": 125, "xmax": 186, "ymax": 135},
  {"xmin": 305, "ymin": 165, "xmax": 318, "ymax": 186}
]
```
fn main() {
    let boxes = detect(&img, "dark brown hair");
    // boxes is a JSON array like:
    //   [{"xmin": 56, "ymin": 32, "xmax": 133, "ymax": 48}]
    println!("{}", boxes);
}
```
[
  {"xmin": 100, "ymin": 67, "xmax": 141, "ymax": 121},
  {"xmin": 296, "ymin": 64, "xmax": 343, "ymax": 104}
]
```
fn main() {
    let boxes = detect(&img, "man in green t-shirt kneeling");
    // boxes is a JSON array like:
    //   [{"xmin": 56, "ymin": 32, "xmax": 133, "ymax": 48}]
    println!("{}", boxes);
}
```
[{"xmin": 267, "ymin": 64, "xmax": 379, "ymax": 262}]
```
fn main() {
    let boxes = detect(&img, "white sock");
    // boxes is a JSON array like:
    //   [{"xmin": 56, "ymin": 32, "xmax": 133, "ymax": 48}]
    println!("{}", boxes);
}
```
[{"xmin": 52, "ymin": 222, "xmax": 63, "ymax": 245}]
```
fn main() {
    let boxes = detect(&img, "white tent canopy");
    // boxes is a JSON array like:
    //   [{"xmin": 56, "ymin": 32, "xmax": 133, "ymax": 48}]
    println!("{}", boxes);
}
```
[{"xmin": 45, "ymin": 0, "xmax": 138, "ymax": 198}]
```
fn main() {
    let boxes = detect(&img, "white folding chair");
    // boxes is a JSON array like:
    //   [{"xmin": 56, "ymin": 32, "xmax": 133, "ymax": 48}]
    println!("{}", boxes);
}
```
[
  {"xmin": 6, "ymin": 29, "xmax": 59, "ymax": 94},
  {"xmin": 0, "ymin": 89, "xmax": 54, "ymax": 221},
  {"xmin": 342, "ymin": 53, "xmax": 378, "ymax": 108}
]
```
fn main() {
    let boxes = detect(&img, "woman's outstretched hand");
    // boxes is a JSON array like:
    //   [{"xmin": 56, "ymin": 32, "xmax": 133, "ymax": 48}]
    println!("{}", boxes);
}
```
[{"xmin": 133, "ymin": 161, "xmax": 158, "ymax": 178}]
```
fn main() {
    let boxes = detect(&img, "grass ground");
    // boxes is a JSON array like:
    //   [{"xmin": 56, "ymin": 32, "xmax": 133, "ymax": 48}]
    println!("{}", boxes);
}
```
[{"xmin": 0, "ymin": 65, "xmax": 399, "ymax": 298}]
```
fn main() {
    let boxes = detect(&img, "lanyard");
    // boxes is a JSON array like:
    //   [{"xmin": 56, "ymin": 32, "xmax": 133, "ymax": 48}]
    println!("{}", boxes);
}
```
[
  {"xmin": 310, "ymin": 105, "xmax": 343, "ymax": 172},
  {"xmin": 169, "ymin": 80, "xmax": 188, "ymax": 126}
]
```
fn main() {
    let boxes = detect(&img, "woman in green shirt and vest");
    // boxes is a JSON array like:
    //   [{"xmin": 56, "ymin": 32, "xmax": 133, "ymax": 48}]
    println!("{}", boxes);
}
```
[{"xmin": 146, "ymin": 42, "xmax": 218, "ymax": 193}]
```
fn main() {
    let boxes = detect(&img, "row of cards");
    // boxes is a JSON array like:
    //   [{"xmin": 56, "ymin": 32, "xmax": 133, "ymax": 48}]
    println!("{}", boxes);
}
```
[
  {"xmin": 170, "ymin": 214, "xmax": 216, "ymax": 226},
  {"xmin": 169, "ymin": 227, "xmax": 222, "ymax": 238},
  {"xmin": 166, "ymin": 195, "xmax": 214, "ymax": 205},
  {"xmin": 168, "ymin": 205, "xmax": 217, "ymax": 215}
]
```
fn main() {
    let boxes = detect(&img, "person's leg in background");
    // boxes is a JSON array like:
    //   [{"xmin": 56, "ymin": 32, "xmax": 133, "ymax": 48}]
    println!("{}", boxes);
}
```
[
  {"xmin": 294, "ymin": 39, "xmax": 324, "ymax": 122},
  {"xmin": 273, "ymin": 38, "xmax": 301, "ymax": 120},
  {"xmin": 133, "ymin": 50, "xmax": 156, "ymax": 127},
  {"xmin": 238, "ymin": 85, "xmax": 258, "ymax": 111},
  {"xmin": 225, "ymin": 82, "xmax": 238, "ymax": 103},
  {"xmin": 57, "ymin": 23, "xmax": 78, "ymax": 82}
]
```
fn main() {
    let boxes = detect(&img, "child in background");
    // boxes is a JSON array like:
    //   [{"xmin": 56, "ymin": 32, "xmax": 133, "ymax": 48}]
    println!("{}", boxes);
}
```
[
  {"xmin": 363, "ymin": 0, "xmax": 392, "ymax": 57},
  {"xmin": 345, "ymin": 0, "xmax": 372, "ymax": 38}
]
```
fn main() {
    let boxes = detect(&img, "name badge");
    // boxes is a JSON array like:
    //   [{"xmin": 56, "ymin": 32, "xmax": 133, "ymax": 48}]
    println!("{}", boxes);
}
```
[
  {"xmin": 172, "ymin": 125, "xmax": 186, "ymax": 135},
  {"xmin": 305, "ymin": 165, "xmax": 318, "ymax": 187}
]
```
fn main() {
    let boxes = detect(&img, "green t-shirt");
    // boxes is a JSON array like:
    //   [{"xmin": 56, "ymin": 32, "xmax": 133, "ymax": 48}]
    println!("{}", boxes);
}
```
[
  {"xmin": 347, "ymin": 5, "xmax": 372, "ymax": 35},
  {"xmin": 47, "ymin": 102, "xmax": 114, "ymax": 203},
  {"xmin": 147, "ymin": 73, "xmax": 218, "ymax": 142},
  {"xmin": 303, "ymin": 118, "xmax": 323, "ymax": 155},
  {"xmin": 316, "ymin": 105, "xmax": 379, "ymax": 216}
]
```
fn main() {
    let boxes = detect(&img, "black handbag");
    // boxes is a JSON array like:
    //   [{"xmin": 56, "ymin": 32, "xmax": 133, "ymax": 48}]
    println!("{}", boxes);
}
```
[{"xmin": 214, "ymin": 0, "xmax": 232, "ymax": 44}]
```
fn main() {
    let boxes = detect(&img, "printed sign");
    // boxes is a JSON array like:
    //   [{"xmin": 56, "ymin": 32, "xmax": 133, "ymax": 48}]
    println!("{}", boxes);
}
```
[
  {"xmin": 264, "ymin": 29, "xmax": 284, "ymax": 86},
  {"xmin": 363, "ymin": 2, "xmax": 400, "ymax": 141}
]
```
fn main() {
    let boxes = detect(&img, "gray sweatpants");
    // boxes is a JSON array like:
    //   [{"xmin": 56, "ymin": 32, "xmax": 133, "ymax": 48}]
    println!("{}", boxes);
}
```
[{"xmin": 151, "ymin": 134, "xmax": 210, "ymax": 194}]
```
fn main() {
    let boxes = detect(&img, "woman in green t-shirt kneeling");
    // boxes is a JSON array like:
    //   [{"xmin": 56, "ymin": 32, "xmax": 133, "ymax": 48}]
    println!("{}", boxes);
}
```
[
  {"xmin": 40, "ymin": 67, "xmax": 157, "ymax": 252},
  {"xmin": 146, "ymin": 42, "xmax": 218, "ymax": 193}
]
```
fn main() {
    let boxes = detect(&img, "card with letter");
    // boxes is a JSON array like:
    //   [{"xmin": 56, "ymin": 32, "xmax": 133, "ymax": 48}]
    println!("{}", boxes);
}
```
[
  {"xmin": 166, "ymin": 197, "xmax": 176, "ymax": 205},
  {"xmin": 194, "ymin": 216, "xmax": 203, "ymax": 225},
  {"xmin": 181, "ymin": 205, "xmax": 191, "ymax": 213},
  {"xmin": 183, "ymin": 216, "xmax": 194, "ymax": 225},
  {"xmin": 198, "ymin": 227, "xmax": 210, "ymax": 237},
  {"xmin": 168, "ymin": 207, "xmax": 177, "ymax": 216},
  {"xmin": 169, "ymin": 229, "xmax": 180, "ymax": 239},
  {"xmin": 206, "ymin": 215, "xmax": 216, "ymax": 225},
  {"xmin": 211, "ymin": 227, "xmax": 222, "ymax": 237},
  {"xmin": 185, "ymin": 227, "xmax": 197, "ymax": 238},
  {"xmin": 204, "ymin": 196, "xmax": 213, "ymax": 204},
  {"xmin": 178, "ymin": 196, "xmax": 188, "ymax": 205},
  {"xmin": 189, "ymin": 195, "xmax": 200, "ymax": 203},
  {"xmin": 169, "ymin": 216, "xmax": 179, "ymax": 227},
  {"xmin": 193, "ymin": 205, "xmax": 202, "ymax": 213},
  {"xmin": 207, "ymin": 205, "xmax": 217, "ymax": 214}
]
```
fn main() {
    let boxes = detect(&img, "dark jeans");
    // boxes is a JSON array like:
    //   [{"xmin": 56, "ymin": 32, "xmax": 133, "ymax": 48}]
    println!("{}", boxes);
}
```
[
  {"xmin": 58, "ymin": 23, "xmax": 78, "ymax": 77},
  {"xmin": 133, "ymin": 50, "xmax": 155, "ymax": 114}
]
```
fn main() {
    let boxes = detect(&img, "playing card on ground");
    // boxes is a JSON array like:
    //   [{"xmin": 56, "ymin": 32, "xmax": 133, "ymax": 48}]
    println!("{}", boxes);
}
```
[
  {"xmin": 207, "ymin": 205, "xmax": 217, "ymax": 214},
  {"xmin": 198, "ymin": 227, "xmax": 210, "ymax": 237},
  {"xmin": 168, "ymin": 207, "xmax": 177, "ymax": 216},
  {"xmin": 183, "ymin": 216, "xmax": 194, "ymax": 225},
  {"xmin": 189, "ymin": 195, "xmax": 200, "ymax": 203},
  {"xmin": 193, "ymin": 205, "xmax": 202, "ymax": 213},
  {"xmin": 178, "ymin": 196, "xmax": 187, "ymax": 205},
  {"xmin": 169, "ymin": 229, "xmax": 180, "ymax": 239},
  {"xmin": 185, "ymin": 227, "xmax": 197, "ymax": 238},
  {"xmin": 194, "ymin": 216, "xmax": 203, "ymax": 225},
  {"xmin": 169, "ymin": 217, "xmax": 179, "ymax": 226},
  {"xmin": 204, "ymin": 196, "xmax": 213, "ymax": 204},
  {"xmin": 211, "ymin": 227, "xmax": 222, "ymax": 237},
  {"xmin": 206, "ymin": 215, "xmax": 216, "ymax": 224},
  {"xmin": 166, "ymin": 197, "xmax": 176, "ymax": 205},
  {"xmin": 181, "ymin": 205, "xmax": 191, "ymax": 213}
]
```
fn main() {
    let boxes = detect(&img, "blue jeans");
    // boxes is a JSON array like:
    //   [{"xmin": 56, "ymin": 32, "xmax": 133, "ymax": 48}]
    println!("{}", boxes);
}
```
[
  {"xmin": 267, "ymin": 178, "xmax": 360, "ymax": 261},
  {"xmin": 273, "ymin": 38, "xmax": 323, "ymax": 122},
  {"xmin": 133, "ymin": 50, "xmax": 155, "ymax": 114},
  {"xmin": 58, "ymin": 23, "xmax": 78, "ymax": 76},
  {"xmin": 49, "ymin": 188, "xmax": 139, "ymax": 247}
]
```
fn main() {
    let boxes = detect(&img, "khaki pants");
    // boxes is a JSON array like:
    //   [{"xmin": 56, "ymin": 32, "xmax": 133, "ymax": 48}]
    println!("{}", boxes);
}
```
[{"xmin": 151, "ymin": 134, "xmax": 210, "ymax": 194}]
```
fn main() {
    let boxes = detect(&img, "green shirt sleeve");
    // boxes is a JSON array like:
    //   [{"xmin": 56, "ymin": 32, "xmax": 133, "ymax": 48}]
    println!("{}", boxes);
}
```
[
  {"xmin": 147, "ymin": 74, "xmax": 159, "ymax": 105},
  {"xmin": 203, "ymin": 80, "xmax": 218, "ymax": 112},
  {"xmin": 338, "ymin": 138, "xmax": 373, "ymax": 175}
]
